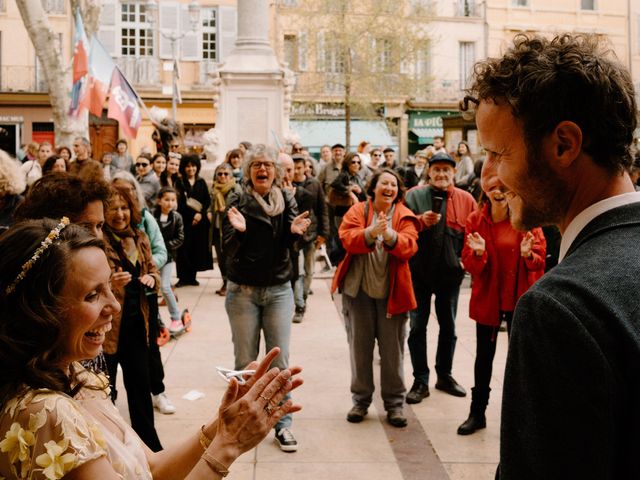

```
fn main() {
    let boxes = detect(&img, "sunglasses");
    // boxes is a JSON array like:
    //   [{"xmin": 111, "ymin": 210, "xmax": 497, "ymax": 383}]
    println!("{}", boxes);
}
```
[
  {"xmin": 135, "ymin": 162, "xmax": 150, "ymax": 168},
  {"xmin": 350, "ymin": 161, "xmax": 361, "ymax": 165},
  {"xmin": 372, "ymin": 153, "xmax": 382, "ymax": 157},
  {"xmin": 217, "ymin": 172, "xmax": 230, "ymax": 177}
]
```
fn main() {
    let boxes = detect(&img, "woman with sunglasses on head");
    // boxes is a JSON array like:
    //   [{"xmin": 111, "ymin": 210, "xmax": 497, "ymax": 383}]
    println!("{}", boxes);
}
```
[{"xmin": 210, "ymin": 163, "xmax": 241, "ymax": 296}]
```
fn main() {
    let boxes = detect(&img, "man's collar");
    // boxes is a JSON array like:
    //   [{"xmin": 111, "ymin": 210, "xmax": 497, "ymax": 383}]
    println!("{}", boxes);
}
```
[{"xmin": 559, "ymin": 191, "xmax": 640, "ymax": 262}]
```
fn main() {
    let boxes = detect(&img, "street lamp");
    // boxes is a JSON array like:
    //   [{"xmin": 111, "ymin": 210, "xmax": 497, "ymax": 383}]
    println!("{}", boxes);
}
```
[{"xmin": 145, "ymin": 0, "xmax": 201, "ymax": 121}]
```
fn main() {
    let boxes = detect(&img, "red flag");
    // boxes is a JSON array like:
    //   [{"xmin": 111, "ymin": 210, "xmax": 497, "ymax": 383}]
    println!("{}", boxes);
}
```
[
  {"xmin": 107, "ymin": 68, "xmax": 142, "ymax": 138},
  {"xmin": 72, "ymin": 10, "xmax": 88, "ymax": 83}
]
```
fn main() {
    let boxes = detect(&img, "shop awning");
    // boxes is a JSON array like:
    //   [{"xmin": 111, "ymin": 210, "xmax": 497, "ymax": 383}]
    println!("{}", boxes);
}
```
[
  {"xmin": 290, "ymin": 120, "xmax": 396, "ymax": 153},
  {"xmin": 408, "ymin": 110, "xmax": 458, "ymax": 144}
]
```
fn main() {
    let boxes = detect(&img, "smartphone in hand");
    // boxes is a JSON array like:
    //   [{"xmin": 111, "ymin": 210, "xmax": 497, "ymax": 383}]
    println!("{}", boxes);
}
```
[{"xmin": 432, "ymin": 195, "xmax": 444, "ymax": 214}]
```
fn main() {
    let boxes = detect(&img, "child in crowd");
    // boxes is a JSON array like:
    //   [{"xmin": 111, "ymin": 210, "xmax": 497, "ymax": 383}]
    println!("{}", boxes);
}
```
[{"xmin": 154, "ymin": 187, "xmax": 191, "ymax": 334}]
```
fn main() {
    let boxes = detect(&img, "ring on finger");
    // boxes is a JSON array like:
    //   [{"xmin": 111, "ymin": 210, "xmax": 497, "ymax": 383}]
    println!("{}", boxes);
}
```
[
  {"xmin": 264, "ymin": 404, "xmax": 275, "ymax": 415},
  {"xmin": 259, "ymin": 394, "xmax": 270, "ymax": 402}
]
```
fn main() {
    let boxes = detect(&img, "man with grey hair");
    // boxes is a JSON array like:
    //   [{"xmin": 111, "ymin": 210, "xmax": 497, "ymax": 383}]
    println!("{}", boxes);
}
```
[{"xmin": 70, "ymin": 136, "xmax": 102, "ymax": 182}]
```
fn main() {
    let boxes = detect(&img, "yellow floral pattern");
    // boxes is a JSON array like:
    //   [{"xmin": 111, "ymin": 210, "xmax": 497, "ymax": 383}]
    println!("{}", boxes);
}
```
[
  {"xmin": 35, "ymin": 440, "xmax": 77, "ymax": 480},
  {"xmin": 0, "ymin": 364, "xmax": 152, "ymax": 479}
]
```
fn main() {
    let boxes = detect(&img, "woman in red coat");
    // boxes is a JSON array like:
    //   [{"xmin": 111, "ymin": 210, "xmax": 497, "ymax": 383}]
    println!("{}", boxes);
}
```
[
  {"xmin": 332, "ymin": 169, "xmax": 420, "ymax": 428},
  {"xmin": 458, "ymin": 188, "xmax": 546, "ymax": 435}
]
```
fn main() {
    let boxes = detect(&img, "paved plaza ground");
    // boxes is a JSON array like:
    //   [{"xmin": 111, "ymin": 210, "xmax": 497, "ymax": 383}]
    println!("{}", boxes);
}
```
[{"xmin": 115, "ymin": 265, "xmax": 508, "ymax": 480}]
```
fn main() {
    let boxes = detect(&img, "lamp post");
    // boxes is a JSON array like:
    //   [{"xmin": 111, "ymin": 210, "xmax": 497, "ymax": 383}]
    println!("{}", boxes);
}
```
[{"xmin": 145, "ymin": 0, "xmax": 200, "ymax": 121}]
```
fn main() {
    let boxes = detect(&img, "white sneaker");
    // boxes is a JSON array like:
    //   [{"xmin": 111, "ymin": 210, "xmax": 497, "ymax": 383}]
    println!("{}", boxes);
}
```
[
  {"xmin": 275, "ymin": 427, "xmax": 298, "ymax": 452},
  {"xmin": 152, "ymin": 393, "xmax": 176, "ymax": 414}
]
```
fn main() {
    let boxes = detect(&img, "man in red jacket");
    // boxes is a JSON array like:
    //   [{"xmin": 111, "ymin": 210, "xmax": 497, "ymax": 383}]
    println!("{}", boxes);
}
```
[{"xmin": 404, "ymin": 152, "xmax": 477, "ymax": 403}]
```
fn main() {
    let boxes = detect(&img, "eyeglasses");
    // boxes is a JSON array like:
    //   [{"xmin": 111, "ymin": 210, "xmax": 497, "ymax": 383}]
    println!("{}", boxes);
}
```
[
  {"xmin": 135, "ymin": 162, "xmax": 149, "ymax": 168},
  {"xmin": 250, "ymin": 161, "xmax": 275, "ymax": 170},
  {"xmin": 217, "ymin": 172, "xmax": 230, "ymax": 177}
]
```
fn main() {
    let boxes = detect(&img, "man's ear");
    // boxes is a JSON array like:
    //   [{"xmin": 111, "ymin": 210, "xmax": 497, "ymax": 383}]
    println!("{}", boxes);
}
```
[{"xmin": 551, "ymin": 121, "xmax": 582, "ymax": 168}]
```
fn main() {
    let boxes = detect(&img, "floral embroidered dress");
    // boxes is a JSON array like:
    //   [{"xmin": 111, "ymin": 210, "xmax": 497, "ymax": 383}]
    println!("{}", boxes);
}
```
[{"xmin": 0, "ymin": 363, "xmax": 151, "ymax": 480}]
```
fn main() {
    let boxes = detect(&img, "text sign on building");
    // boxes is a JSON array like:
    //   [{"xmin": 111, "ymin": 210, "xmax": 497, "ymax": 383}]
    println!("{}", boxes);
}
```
[
  {"xmin": 0, "ymin": 116, "xmax": 25, "ymax": 123},
  {"xmin": 408, "ymin": 110, "xmax": 456, "ymax": 143}
]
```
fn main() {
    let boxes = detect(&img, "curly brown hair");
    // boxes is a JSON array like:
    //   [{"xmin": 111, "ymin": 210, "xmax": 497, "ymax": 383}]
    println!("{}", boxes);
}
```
[
  {"xmin": 461, "ymin": 33, "xmax": 637, "ymax": 173},
  {"xmin": 0, "ymin": 220, "xmax": 105, "ymax": 405},
  {"xmin": 15, "ymin": 173, "xmax": 110, "ymax": 223}
]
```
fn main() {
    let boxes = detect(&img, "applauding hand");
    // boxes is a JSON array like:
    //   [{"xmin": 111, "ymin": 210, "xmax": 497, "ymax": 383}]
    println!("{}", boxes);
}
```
[
  {"xmin": 467, "ymin": 232, "xmax": 486, "ymax": 256},
  {"xmin": 228, "ymin": 207, "xmax": 247, "ymax": 232}
]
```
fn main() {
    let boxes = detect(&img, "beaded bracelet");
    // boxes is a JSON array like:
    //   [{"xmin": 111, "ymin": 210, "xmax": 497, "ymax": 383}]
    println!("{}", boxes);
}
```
[
  {"xmin": 201, "ymin": 451, "xmax": 230, "ymax": 477},
  {"xmin": 199, "ymin": 425, "xmax": 212, "ymax": 451}
]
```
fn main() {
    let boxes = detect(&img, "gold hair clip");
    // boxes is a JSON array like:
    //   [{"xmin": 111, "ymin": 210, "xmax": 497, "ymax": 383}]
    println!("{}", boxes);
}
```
[{"xmin": 5, "ymin": 217, "xmax": 70, "ymax": 295}]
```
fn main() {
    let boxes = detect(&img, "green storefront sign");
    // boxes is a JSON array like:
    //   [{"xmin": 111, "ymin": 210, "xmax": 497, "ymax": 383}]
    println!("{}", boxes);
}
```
[{"xmin": 408, "ymin": 111, "xmax": 457, "ymax": 144}]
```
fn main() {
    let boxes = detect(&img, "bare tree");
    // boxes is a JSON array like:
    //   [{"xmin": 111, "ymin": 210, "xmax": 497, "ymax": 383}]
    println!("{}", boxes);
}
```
[
  {"xmin": 281, "ymin": 0, "xmax": 433, "ymax": 149},
  {"xmin": 16, "ymin": 0, "xmax": 102, "ymax": 146}
]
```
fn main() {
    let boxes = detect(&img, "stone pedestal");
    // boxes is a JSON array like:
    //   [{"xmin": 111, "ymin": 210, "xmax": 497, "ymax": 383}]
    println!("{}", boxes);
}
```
[{"xmin": 209, "ymin": 0, "xmax": 293, "ymax": 165}]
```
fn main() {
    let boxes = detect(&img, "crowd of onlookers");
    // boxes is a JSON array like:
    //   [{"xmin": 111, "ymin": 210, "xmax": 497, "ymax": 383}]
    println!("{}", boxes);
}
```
[{"xmin": 3, "ymin": 127, "xmax": 639, "ymax": 452}]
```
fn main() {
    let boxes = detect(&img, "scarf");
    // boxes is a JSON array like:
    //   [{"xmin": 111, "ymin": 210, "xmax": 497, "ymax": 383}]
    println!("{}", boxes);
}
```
[
  {"xmin": 109, "ymin": 228, "xmax": 139, "ymax": 266},
  {"xmin": 248, "ymin": 185, "xmax": 284, "ymax": 217},
  {"xmin": 212, "ymin": 179, "xmax": 236, "ymax": 213}
]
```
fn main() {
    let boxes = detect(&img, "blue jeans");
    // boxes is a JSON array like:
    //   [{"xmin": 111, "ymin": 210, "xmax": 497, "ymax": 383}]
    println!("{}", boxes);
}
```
[
  {"xmin": 293, "ymin": 242, "xmax": 315, "ymax": 309},
  {"xmin": 160, "ymin": 261, "xmax": 180, "ymax": 321},
  {"xmin": 225, "ymin": 280, "xmax": 294, "ymax": 430},
  {"xmin": 407, "ymin": 277, "xmax": 461, "ymax": 385}
]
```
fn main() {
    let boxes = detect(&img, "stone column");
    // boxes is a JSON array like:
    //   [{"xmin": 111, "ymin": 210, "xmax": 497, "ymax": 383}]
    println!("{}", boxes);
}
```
[{"xmin": 208, "ymin": 0, "xmax": 291, "ymax": 166}]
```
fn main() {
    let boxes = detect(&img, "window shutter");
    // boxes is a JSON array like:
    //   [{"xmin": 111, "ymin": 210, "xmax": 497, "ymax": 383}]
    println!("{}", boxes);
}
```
[
  {"xmin": 180, "ymin": 5, "xmax": 200, "ymax": 60},
  {"xmin": 316, "ymin": 31, "xmax": 325, "ymax": 72},
  {"xmin": 98, "ymin": 0, "xmax": 117, "ymax": 56},
  {"xmin": 298, "ymin": 31, "xmax": 308, "ymax": 71},
  {"xmin": 160, "ymin": 2, "xmax": 180, "ymax": 60},
  {"xmin": 218, "ymin": 6, "xmax": 237, "ymax": 62}
]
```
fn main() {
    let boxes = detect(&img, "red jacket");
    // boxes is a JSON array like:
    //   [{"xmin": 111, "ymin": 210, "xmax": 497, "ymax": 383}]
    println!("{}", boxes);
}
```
[
  {"xmin": 462, "ymin": 204, "xmax": 546, "ymax": 327},
  {"xmin": 332, "ymin": 200, "xmax": 420, "ymax": 316}
]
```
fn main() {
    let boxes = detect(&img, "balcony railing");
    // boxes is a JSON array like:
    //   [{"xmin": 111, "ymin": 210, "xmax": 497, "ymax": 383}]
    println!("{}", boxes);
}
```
[
  {"xmin": 1, "ymin": 66, "xmax": 47, "ymax": 93},
  {"xmin": 116, "ymin": 57, "xmax": 160, "ymax": 86}
]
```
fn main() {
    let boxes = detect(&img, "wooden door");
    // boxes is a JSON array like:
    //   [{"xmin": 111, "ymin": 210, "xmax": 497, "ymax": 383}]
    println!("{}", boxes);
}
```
[{"xmin": 89, "ymin": 114, "xmax": 118, "ymax": 162}]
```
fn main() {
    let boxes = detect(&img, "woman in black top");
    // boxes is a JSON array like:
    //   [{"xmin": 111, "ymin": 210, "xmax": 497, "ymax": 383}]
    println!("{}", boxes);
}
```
[{"xmin": 175, "ymin": 154, "xmax": 212, "ymax": 286}]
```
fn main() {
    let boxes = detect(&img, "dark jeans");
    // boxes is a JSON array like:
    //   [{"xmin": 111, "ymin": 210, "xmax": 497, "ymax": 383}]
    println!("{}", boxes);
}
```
[
  {"xmin": 408, "ymin": 277, "xmax": 461, "ymax": 385},
  {"xmin": 105, "ymin": 309, "xmax": 163, "ymax": 452},
  {"xmin": 146, "ymin": 292, "xmax": 166, "ymax": 396},
  {"xmin": 474, "ymin": 311, "xmax": 512, "ymax": 400}
]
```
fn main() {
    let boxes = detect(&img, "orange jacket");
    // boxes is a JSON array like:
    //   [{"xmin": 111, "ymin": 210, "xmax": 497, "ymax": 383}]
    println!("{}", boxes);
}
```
[{"xmin": 331, "ymin": 200, "xmax": 420, "ymax": 316}]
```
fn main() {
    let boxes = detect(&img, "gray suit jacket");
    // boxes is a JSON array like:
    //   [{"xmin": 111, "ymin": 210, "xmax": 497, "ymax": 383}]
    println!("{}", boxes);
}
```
[{"xmin": 499, "ymin": 202, "xmax": 640, "ymax": 479}]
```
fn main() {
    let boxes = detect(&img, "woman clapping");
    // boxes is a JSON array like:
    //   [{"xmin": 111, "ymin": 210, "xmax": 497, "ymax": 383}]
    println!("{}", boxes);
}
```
[
  {"xmin": 0, "ymin": 218, "xmax": 302, "ymax": 478},
  {"xmin": 332, "ymin": 169, "xmax": 420, "ymax": 428}
]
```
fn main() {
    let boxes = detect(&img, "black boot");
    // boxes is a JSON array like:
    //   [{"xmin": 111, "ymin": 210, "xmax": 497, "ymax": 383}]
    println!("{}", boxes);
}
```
[{"xmin": 457, "ymin": 387, "xmax": 489, "ymax": 435}]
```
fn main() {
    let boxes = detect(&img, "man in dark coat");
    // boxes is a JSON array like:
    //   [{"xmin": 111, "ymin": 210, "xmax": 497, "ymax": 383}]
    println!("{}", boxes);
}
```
[{"xmin": 466, "ymin": 33, "xmax": 640, "ymax": 479}]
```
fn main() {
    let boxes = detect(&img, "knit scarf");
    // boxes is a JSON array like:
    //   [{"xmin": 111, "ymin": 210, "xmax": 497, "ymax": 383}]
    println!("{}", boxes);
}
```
[
  {"xmin": 212, "ymin": 179, "xmax": 236, "ymax": 213},
  {"xmin": 249, "ymin": 186, "xmax": 284, "ymax": 217}
]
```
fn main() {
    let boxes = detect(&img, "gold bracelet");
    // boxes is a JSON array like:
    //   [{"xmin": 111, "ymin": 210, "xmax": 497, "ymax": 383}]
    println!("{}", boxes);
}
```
[
  {"xmin": 199, "ymin": 425, "xmax": 212, "ymax": 451},
  {"xmin": 201, "ymin": 451, "xmax": 230, "ymax": 477}
]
